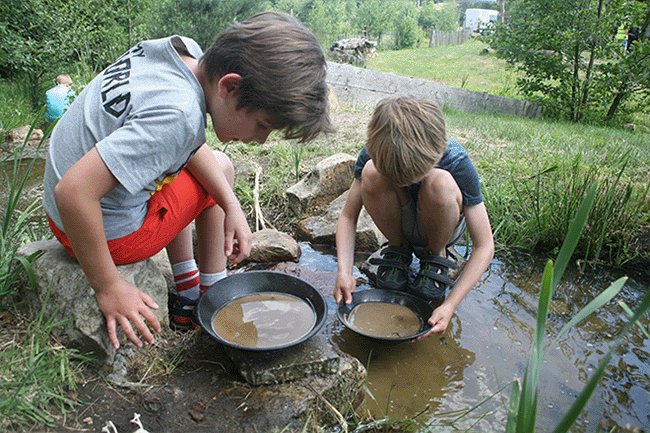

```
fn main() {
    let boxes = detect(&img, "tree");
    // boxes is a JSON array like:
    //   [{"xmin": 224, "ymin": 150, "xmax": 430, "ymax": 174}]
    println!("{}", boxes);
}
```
[
  {"xmin": 603, "ymin": 1, "xmax": 650, "ymax": 121},
  {"xmin": 150, "ymin": 0, "xmax": 269, "ymax": 50},
  {"xmin": 1, "ymin": 0, "xmax": 83, "ymax": 107},
  {"xmin": 395, "ymin": 5, "xmax": 421, "ymax": 49},
  {"xmin": 0, "ymin": 0, "xmax": 152, "ymax": 109},
  {"xmin": 289, "ymin": 0, "xmax": 356, "ymax": 46},
  {"xmin": 353, "ymin": 0, "xmax": 397, "ymax": 46},
  {"xmin": 418, "ymin": 0, "xmax": 459, "ymax": 32},
  {"xmin": 486, "ymin": 0, "xmax": 650, "ymax": 123}
]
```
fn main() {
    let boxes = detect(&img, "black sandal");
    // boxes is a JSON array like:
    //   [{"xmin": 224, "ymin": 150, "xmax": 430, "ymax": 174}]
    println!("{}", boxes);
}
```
[
  {"xmin": 369, "ymin": 245, "xmax": 413, "ymax": 291},
  {"xmin": 409, "ymin": 251, "xmax": 457, "ymax": 301}
]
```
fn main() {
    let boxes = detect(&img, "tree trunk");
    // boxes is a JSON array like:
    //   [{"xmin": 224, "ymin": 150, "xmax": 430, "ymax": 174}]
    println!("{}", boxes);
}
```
[
  {"xmin": 579, "ymin": 0, "xmax": 605, "ymax": 120},
  {"xmin": 570, "ymin": 38, "xmax": 582, "ymax": 121},
  {"xmin": 605, "ymin": 84, "xmax": 627, "ymax": 121}
]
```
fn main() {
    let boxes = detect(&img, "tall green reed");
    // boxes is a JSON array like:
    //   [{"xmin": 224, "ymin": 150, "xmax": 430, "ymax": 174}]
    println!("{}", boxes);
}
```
[
  {"xmin": 507, "ymin": 181, "xmax": 650, "ymax": 432},
  {"xmin": 0, "ymin": 106, "xmax": 53, "ymax": 306}
]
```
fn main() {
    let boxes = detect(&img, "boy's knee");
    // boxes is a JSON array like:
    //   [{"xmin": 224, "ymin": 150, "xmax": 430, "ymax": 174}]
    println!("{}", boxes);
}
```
[
  {"xmin": 360, "ymin": 161, "xmax": 388, "ymax": 191},
  {"xmin": 421, "ymin": 170, "xmax": 460, "ymax": 207}
]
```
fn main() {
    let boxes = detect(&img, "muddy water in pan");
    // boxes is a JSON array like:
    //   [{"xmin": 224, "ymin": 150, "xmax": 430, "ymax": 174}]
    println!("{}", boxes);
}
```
[
  {"xmin": 212, "ymin": 292, "xmax": 315, "ymax": 349},
  {"xmin": 298, "ymin": 243, "xmax": 650, "ymax": 432},
  {"xmin": 347, "ymin": 302, "xmax": 422, "ymax": 339}
]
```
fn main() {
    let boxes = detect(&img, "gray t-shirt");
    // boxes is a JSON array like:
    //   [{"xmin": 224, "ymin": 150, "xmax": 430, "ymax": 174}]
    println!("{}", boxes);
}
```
[{"xmin": 43, "ymin": 36, "xmax": 206, "ymax": 240}]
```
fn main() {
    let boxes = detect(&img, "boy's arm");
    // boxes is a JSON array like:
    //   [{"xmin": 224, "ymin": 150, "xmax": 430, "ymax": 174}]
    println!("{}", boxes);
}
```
[
  {"xmin": 415, "ymin": 201, "xmax": 494, "ymax": 340},
  {"xmin": 335, "ymin": 178, "xmax": 363, "ymax": 305},
  {"xmin": 54, "ymin": 147, "xmax": 161, "ymax": 349},
  {"xmin": 185, "ymin": 144, "xmax": 252, "ymax": 264}
]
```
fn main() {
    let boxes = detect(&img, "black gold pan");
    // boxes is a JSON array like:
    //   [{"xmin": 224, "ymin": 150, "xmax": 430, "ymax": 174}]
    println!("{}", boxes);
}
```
[
  {"xmin": 196, "ymin": 271, "xmax": 327, "ymax": 351},
  {"xmin": 337, "ymin": 289, "xmax": 434, "ymax": 341}
]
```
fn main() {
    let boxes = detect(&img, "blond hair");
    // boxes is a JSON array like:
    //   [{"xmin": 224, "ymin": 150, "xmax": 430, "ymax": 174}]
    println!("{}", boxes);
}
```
[
  {"xmin": 366, "ymin": 95, "xmax": 447, "ymax": 186},
  {"xmin": 56, "ymin": 74, "xmax": 72, "ymax": 86}
]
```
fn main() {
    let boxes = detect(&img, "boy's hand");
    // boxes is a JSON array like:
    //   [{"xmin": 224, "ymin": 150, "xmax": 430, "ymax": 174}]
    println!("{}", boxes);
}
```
[
  {"xmin": 334, "ymin": 272, "xmax": 356, "ymax": 305},
  {"xmin": 94, "ymin": 278, "xmax": 161, "ymax": 349},
  {"xmin": 412, "ymin": 302, "xmax": 455, "ymax": 341},
  {"xmin": 222, "ymin": 201, "xmax": 252, "ymax": 264}
]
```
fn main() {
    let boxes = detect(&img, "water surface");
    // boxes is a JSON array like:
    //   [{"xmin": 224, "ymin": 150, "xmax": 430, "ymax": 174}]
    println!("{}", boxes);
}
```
[
  {"xmin": 299, "ymin": 243, "xmax": 650, "ymax": 431},
  {"xmin": 212, "ymin": 292, "xmax": 315, "ymax": 349}
]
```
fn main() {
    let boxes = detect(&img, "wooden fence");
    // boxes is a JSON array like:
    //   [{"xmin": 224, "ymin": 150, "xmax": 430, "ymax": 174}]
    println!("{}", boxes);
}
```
[{"xmin": 429, "ymin": 29, "xmax": 473, "ymax": 47}]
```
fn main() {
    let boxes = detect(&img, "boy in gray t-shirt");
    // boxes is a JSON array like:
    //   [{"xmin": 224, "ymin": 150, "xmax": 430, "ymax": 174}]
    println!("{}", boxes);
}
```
[{"xmin": 43, "ymin": 12, "xmax": 332, "ymax": 350}]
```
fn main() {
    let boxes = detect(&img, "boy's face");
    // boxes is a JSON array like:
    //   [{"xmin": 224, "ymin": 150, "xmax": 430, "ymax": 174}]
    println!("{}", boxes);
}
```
[
  {"xmin": 211, "ymin": 104, "xmax": 274, "ymax": 145},
  {"xmin": 207, "ymin": 72, "xmax": 276, "ymax": 145}
]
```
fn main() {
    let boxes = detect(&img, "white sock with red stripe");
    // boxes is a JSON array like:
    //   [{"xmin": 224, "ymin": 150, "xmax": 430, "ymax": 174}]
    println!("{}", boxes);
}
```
[
  {"xmin": 172, "ymin": 260, "xmax": 200, "ymax": 301},
  {"xmin": 199, "ymin": 270, "xmax": 228, "ymax": 296}
]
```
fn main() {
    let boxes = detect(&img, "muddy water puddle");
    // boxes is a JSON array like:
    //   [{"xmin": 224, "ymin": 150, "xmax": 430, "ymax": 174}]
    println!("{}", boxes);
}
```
[
  {"xmin": 0, "ymin": 158, "xmax": 46, "ymax": 215},
  {"xmin": 299, "ymin": 243, "xmax": 650, "ymax": 432}
]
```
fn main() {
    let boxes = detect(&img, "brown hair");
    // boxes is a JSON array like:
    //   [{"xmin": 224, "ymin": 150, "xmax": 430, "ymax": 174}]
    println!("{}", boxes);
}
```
[
  {"xmin": 200, "ymin": 11, "xmax": 333, "ymax": 143},
  {"xmin": 366, "ymin": 95, "xmax": 447, "ymax": 186}
]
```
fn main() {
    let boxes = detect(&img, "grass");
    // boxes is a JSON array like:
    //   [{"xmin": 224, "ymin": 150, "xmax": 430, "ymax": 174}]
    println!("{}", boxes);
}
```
[
  {"xmin": 445, "ymin": 109, "xmax": 650, "ymax": 267},
  {"xmin": 0, "ymin": 111, "xmax": 84, "ymax": 431},
  {"xmin": 368, "ymin": 39, "xmax": 522, "ymax": 98},
  {"xmin": 0, "ymin": 289, "xmax": 86, "ymax": 431}
]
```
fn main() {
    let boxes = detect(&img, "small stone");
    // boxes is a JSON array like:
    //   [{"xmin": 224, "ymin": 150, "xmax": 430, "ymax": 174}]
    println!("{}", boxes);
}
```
[{"xmin": 189, "ymin": 409, "xmax": 205, "ymax": 422}]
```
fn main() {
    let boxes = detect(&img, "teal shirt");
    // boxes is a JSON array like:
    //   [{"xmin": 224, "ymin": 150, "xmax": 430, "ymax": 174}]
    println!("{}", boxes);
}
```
[{"xmin": 45, "ymin": 85, "xmax": 76, "ymax": 122}]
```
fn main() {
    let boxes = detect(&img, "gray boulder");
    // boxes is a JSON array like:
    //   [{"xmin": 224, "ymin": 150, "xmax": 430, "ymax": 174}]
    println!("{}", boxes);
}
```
[
  {"xmin": 285, "ymin": 153, "xmax": 355, "ymax": 215},
  {"xmin": 247, "ymin": 228, "xmax": 301, "ymax": 263},
  {"xmin": 295, "ymin": 190, "xmax": 385, "ymax": 252},
  {"xmin": 16, "ymin": 240, "xmax": 169, "ymax": 363}
]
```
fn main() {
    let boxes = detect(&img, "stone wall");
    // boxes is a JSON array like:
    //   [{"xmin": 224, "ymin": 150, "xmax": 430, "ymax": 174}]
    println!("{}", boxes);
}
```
[{"xmin": 326, "ymin": 61, "xmax": 541, "ymax": 119}]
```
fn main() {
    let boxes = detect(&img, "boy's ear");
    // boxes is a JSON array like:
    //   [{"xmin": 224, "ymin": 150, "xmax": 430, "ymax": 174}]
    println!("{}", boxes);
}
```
[{"xmin": 217, "ymin": 73, "xmax": 242, "ymax": 97}]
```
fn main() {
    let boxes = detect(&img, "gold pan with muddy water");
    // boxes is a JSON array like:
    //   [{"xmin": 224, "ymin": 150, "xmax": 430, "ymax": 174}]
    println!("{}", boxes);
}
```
[
  {"xmin": 337, "ymin": 289, "xmax": 434, "ymax": 341},
  {"xmin": 196, "ymin": 271, "xmax": 327, "ymax": 351}
]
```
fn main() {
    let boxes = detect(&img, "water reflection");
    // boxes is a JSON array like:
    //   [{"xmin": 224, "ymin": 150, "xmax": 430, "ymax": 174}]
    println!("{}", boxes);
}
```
[
  {"xmin": 301, "ymin": 243, "xmax": 650, "ymax": 431},
  {"xmin": 333, "ymin": 314, "xmax": 475, "ymax": 418}
]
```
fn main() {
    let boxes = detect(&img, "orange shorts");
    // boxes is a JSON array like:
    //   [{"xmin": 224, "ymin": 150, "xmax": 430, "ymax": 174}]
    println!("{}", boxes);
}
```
[{"xmin": 48, "ymin": 169, "xmax": 216, "ymax": 265}]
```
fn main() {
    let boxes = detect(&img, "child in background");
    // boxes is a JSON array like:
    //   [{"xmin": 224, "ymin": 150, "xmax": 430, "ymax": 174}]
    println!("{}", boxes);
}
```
[
  {"xmin": 45, "ymin": 74, "xmax": 76, "ymax": 122},
  {"xmin": 43, "ymin": 12, "xmax": 332, "ymax": 349},
  {"xmin": 334, "ymin": 95, "xmax": 493, "ymax": 339}
]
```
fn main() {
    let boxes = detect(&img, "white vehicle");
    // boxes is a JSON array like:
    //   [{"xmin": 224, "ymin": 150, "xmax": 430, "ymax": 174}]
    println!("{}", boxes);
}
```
[{"xmin": 464, "ymin": 8, "xmax": 499, "ymax": 34}]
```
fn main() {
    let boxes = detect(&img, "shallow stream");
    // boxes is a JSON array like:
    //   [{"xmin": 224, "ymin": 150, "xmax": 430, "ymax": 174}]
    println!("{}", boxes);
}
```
[{"xmin": 299, "ymin": 243, "xmax": 650, "ymax": 431}]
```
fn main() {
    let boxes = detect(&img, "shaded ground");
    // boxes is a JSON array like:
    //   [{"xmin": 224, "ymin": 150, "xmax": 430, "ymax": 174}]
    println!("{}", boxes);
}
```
[{"xmin": 24, "ymin": 326, "xmax": 353, "ymax": 433}]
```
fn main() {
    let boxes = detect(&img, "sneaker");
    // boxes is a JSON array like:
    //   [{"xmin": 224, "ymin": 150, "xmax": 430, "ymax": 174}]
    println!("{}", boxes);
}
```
[
  {"xmin": 171, "ymin": 295, "xmax": 198, "ymax": 331},
  {"xmin": 369, "ymin": 245, "xmax": 413, "ymax": 291}
]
